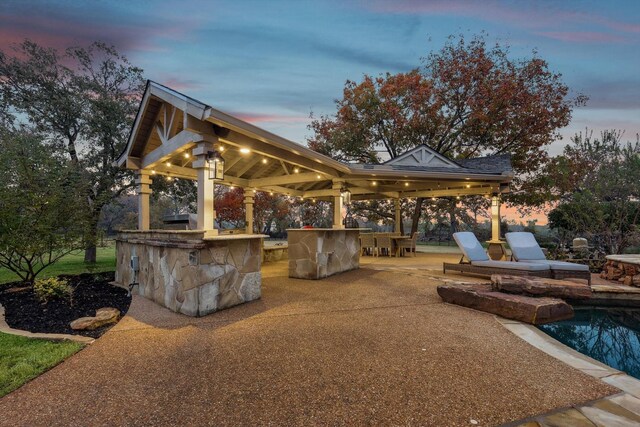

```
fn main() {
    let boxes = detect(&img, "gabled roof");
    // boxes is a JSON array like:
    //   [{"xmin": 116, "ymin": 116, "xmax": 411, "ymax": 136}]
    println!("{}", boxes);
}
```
[
  {"xmin": 383, "ymin": 145, "xmax": 461, "ymax": 169},
  {"xmin": 118, "ymin": 81, "xmax": 513, "ymax": 201}
]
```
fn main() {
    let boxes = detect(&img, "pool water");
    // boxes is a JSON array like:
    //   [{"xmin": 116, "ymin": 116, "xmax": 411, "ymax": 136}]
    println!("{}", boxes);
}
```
[{"xmin": 538, "ymin": 308, "xmax": 640, "ymax": 379}]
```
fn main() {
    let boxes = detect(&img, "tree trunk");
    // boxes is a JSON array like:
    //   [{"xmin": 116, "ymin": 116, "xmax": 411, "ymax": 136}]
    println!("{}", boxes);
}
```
[
  {"xmin": 448, "ymin": 199, "xmax": 458, "ymax": 235},
  {"xmin": 410, "ymin": 197, "xmax": 424, "ymax": 236},
  {"xmin": 84, "ymin": 209, "xmax": 101, "ymax": 263}
]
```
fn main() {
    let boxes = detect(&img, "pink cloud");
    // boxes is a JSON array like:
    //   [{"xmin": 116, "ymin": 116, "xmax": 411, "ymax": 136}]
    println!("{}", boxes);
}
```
[
  {"xmin": 536, "ymin": 31, "xmax": 625, "ymax": 43},
  {"xmin": 365, "ymin": 0, "xmax": 587, "ymax": 30},
  {"xmin": 364, "ymin": 0, "xmax": 638, "ymax": 41},
  {"xmin": 0, "ymin": 12, "xmax": 188, "ymax": 54},
  {"xmin": 596, "ymin": 16, "xmax": 640, "ymax": 34},
  {"xmin": 158, "ymin": 77, "xmax": 203, "ymax": 92}
]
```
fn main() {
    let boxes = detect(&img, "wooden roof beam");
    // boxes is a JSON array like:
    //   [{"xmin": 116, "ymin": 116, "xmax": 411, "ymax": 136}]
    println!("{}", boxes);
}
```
[
  {"xmin": 217, "ymin": 129, "xmax": 341, "ymax": 177},
  {"xmin": 140, "ymin": 130, "xmax": 214, "ymax": 169},
  {"xmin": 248, "ymin": 172, "xmax": 327, "ymax": 188}
]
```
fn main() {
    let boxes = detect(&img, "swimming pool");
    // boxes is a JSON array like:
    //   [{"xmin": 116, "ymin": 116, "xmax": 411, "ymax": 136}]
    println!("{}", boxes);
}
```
[{"xmin": 538, "ymin": 307, "xmax": 640, "ymax": 379}]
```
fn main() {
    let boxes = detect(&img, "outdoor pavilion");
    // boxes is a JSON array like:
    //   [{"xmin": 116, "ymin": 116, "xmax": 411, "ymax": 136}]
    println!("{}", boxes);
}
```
[{"xmin": 114, "ymin": 81, "xmax": 513, "ymax": 316}]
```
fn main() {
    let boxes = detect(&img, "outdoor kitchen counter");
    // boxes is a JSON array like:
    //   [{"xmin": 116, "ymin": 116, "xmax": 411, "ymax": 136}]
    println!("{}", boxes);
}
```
[
  {"xmin": 115, "ymin": 231, "xmax": 266, "ymax": 316},
  {"xmin": 287, "ymin": 228, "xmax": 360, "ymax": 279}
]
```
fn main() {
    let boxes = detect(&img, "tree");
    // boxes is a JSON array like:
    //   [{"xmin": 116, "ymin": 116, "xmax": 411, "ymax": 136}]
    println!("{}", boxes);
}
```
[
  {"xmin": 215, "ymin": 187, "xmax": 245, "ymax": 228},
  {"xmin": 547, "ymin": 130, "xmax": 640, "ymax": 254},
  {"xmin": 308, "ymin": 33, "xmax": 580, "ymax": 234},
  {"xmin": 0, "ymin": 128, "xmax": 85, "ymax": 283},
  {"xmin": 254, "ymin": 192, "xmax": 292, "ymax": 235},
  {"xmin": 0, "ymin": 40, "xmax": 145, "ymax": 263}
]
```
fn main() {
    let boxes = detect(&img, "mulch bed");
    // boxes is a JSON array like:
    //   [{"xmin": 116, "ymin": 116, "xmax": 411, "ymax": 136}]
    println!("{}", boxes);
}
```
[{"xmin": 0, "ymin": 272, "xmax": 131, "ymax": 339}]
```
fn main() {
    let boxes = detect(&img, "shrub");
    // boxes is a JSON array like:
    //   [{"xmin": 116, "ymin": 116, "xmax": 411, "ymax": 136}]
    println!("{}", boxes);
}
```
[{"xmin": 33, "ymin": 278, "xmax": 73, "ymax": 304}]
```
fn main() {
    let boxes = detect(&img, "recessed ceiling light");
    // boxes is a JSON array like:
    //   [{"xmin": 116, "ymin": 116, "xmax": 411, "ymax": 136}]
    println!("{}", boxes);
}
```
[{"xmin": 240, "ymin": 148, "xmax": 251, "ymax": 154}]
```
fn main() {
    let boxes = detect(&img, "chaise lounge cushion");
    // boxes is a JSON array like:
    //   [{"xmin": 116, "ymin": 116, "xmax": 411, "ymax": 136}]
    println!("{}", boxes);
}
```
[
  {"xmin": 505, "ymin": 232, "xmax": 547, "ymax": 261},
  {"xmin": 471, "ymin": 260, "xmax": 550, "ymax": 271},
  {"xmin": 517, "ymin": 259, "xmax": 590, "ymax": 271},
  {"xmin": 453, "ymin": 232, "xmax": 490, "ymax": 262}
]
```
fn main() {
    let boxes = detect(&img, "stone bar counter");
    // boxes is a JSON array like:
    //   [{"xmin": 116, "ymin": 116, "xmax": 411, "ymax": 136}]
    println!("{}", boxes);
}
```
[
  {"xmin": 115, "ymin": 230, "xmax": 265, "ymax": 316},
  {"xmin": 288, "ymin": 228, "xmax": 360, "ymax": 279}
]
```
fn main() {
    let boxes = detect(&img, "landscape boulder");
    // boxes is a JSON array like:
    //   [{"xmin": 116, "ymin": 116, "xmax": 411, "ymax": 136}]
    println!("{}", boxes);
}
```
[
  {"xmin": 491, "ymin": 275, "xmax": 592, "ymax": 300},
  {"xmin": 437, "ymin": 283, "xmax": 574, "ymax": 325},
  {"xmin": 70, "ymin": 307, "xmax": 121, "ymax": 330}
]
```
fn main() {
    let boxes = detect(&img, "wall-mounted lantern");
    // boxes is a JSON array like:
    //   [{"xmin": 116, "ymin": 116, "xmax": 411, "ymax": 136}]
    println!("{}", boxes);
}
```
[
  {"xmin": 340, "ymin": 186, "xmax": 351, "ymax": 205},
  {"xmin": 207, "ymin": 150, "xmax": 225, "ymax": 180}
]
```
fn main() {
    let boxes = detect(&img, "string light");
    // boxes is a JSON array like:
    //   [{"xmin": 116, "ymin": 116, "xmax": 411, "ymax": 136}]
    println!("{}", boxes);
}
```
[
  {"xmin": 183, "ymin": 152, "xmax": 190, "ymax": 159},
  {"xmin": 240, "ymin": 148, "xmax": 251, "ymax": 154},
  {"xmin": 262, "ymin": 158, "xmax": 268, "ymax": 164},
  {"xmin": 166, "ymin": 162, "xmax": 171, "ymax": 167},
  {"xmin": 293, "ymin": 167, "xmax": 300, "ymax": 173},
  {"xmin": 372, "ymin": 181, "xmax": 377, "ymax": 186}
]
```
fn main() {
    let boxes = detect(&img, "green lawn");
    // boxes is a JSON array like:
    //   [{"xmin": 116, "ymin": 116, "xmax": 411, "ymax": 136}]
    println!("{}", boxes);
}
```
[
  {"xmin": 0, "ymin": 245, "xmax": 116, "ymax": 285},
  {"xmin": 0, "ymin": 332, "xmax": 83, "ymax": 397}
]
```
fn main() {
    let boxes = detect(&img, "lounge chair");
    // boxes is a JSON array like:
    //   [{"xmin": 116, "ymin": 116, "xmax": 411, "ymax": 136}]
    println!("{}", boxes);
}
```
[
  {"xmin": 443, "ymin": 232, "xmax": 552, "ymax": 278},
  {"xmin": 505, "ymin": 232, "xmax": 591, "ymax": 284}
]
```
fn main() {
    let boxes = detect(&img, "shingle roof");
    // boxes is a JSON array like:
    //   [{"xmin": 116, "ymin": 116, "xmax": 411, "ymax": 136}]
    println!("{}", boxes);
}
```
[
  {"xmin": 456, "ymin": 154, "xmax": 512, "ymax": 174},
  {"xmin": 353, "ymin": 153, "xmax": 512, "ymax": 175}
]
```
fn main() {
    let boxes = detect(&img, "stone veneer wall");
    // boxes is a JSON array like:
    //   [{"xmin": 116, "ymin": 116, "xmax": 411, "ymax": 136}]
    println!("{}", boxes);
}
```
[
  {"xmin": 288, "ymin": 229, "xmax": 360, "ymax": 279},
  {"xmin": 115, "ymin": 231, "xmax": 262, "ymax": 316}
]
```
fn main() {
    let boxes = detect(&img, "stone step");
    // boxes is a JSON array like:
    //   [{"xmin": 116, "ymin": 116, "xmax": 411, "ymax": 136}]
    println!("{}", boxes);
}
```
[
  {"xmin": 491, "ymin": 274, "xmax": 592, "ymax": 300},
  {"xmin": 437, "ymin": 283, "xmax": 574, "ymax": 325}
]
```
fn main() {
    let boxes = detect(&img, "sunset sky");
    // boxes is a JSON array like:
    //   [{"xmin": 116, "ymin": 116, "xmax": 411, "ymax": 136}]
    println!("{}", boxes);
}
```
[{"xmin": 2, "ymin": 0, "xmax": 639, "ymax": 224}]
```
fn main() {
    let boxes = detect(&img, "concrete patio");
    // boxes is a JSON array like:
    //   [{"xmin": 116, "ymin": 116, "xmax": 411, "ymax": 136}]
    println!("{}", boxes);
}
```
[{"xmin": 0, "ymin": 254, "xmax": 621, "ymax": 426}]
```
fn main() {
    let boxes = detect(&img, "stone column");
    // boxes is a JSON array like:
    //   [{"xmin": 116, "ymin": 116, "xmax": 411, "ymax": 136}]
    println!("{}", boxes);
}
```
[
  {"xmin": 192, "ymin": 138, "xmax": 217, "ymax": 235},
  {"xmin": 136, "ymin": 170, "xmax": 152, "ymax": 230},
  {"xmin": 332, "ymin": 180, "xmax": 345, "ymax": 229},
  {"xmin": 491, "ymin": 195, "xmax": 501, "ymax": 241},
  {"xmin": 394, "ymin": 198, "xmax": 401, "ymax": 234},
  {"xmin": 244, "ymin": 190, "xmax": 255, "ymax": 234}
]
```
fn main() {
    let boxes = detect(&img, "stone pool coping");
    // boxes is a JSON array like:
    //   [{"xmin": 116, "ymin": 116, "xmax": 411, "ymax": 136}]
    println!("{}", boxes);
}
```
[
  {"xmin": 606, "ymin": 254, "xmax": 640, "ymax": 267},
  {"xmin": 0, "ymin": 303, "xmax": 94, "ymax": 344},
  {"xmin": 498, "ymin": 315, "xmax": 640, "ymax": 425}
]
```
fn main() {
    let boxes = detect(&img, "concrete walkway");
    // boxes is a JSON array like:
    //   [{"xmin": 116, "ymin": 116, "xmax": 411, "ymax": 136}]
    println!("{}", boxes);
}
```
[{"xmin": 0, "ymin": 256, "xmax": 620, "ymax": 426}]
